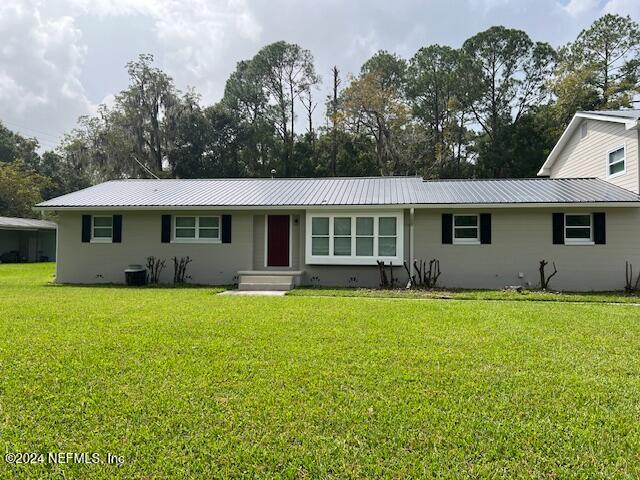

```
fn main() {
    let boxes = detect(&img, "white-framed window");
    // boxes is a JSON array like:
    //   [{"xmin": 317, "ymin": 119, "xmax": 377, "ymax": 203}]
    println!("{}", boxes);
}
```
[
  {"xmin": 565, "ymin": 213, "xmax": 593, "ymax": 245},
  {"xmin": 607, "ymin": 145, "xmax": 626, "ymax": 177},
  {"xmin": 91, "ymin": 215, "xmax": 113, "ymax": 242},
  {"xmin": 453, "ymin": 214, "xmax": 479, "ymax": 245},
  {"xmin": 306, "ymin": 212, "xmax": 403, "ymax": 265},
  {"xmin": 173, "ymin": 216, "xmax": 220, "ymax": 242}
]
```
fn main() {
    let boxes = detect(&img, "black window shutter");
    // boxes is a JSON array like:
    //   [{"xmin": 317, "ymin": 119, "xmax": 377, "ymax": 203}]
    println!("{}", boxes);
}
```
[
  {"xmin": 112, "ymin": 215, "xmax": 122, "ymax": 243},
  {"xmin": 552, "ymin": 213, "xmax": 564, "ymax": 245},
  {"xmin": 221, "ymin": 215, "xmax": 232, "ymax": 243},
  {"xmin": 161, "ymin": 215, "xmax": 171, "ymax": 243},
  {"xmin": 480, "ymin": 213, "xmax": 492, "ymax": 244},
  {"xmin": 442, "ymin": 214, "xmax": 453, "ymax": 244},
  {"xmin": 81, "ymin": 215, "xmax": 91, "ymax": 243},
  {"xmin": 593, "ymin": 212, "xmax": 606, "ymax": 244}
]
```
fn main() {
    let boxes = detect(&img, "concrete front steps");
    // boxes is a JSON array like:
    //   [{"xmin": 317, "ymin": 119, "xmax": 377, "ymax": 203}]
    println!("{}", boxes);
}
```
[{"xmin": 237, "ymin": 271, "xmax": 304, "ymax": 291}]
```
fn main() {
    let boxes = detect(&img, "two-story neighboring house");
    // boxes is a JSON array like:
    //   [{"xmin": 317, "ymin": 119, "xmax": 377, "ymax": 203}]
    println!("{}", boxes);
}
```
[{"xmin": 538, "ymin": 110, "xmax": 640, "ymax": 193}]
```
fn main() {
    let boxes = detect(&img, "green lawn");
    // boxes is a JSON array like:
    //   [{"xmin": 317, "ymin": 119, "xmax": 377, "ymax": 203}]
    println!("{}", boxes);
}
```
[{"xmin": 1, "ymin": 264, "xmax": 640, "ymax": 479}]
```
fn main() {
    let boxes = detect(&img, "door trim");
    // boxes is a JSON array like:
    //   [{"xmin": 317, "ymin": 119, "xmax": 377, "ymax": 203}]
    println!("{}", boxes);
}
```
[{"xmin": 264, "ymin": 214, "xmax": 292, "ymax": 268}]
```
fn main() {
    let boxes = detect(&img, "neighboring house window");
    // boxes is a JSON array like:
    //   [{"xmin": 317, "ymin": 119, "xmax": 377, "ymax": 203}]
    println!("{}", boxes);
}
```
[
  {"xmin": 174, "ymin": 216, "xmax": 220, "ymax": 242},
  {"xmin": 453, "ymin": 214, "xmax": 479, "ymax": 244},
  {"xmin": 564, "ymin": 214, "xmax": 592, "ymax": 244},
  {"xmin": 306, "ymin": 213, "xmax": 403, "ymax": 265},
  {"xmin": 608, "ymin": 145, "xmax": 625, "ymax": 177},
  {"xmin": 92, "ymin": 215, "xmax": 113, "ymax": 242}
]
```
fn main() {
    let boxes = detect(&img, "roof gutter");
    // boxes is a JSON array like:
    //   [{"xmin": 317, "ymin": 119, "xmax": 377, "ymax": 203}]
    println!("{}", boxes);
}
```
[
  {"xmin": 0, "ymin": 226, "xmax": 56, "ymax": 231},
  {"xmin": 34, "ymin": 201, "xmax": 640, "ymax": 212}
]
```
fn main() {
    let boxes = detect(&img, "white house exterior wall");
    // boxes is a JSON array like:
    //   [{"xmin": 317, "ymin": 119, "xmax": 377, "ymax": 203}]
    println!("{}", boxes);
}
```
[
  {"xmin": 55, "ymin": 211, "xmax": 253, "ymax": 285},
  {"xmin": 412, "ymin": 207, "xmax": 640, "ymax": 291},
  {"xmin": 54, "ymin": 207, "xmax": 640, "ymax": 291}
]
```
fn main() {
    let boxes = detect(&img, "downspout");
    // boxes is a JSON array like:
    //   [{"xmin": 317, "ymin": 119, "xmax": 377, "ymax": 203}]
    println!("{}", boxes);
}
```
[
  {"xmin": 409, "ymin": 208, "xmax": 415, "ymax": 283},
  {"xmin": 55, "ymin": 213, "xmax": 59, "ymax": 280}
]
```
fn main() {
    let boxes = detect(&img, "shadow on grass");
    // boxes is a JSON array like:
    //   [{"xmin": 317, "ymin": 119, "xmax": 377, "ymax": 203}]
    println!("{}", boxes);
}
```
[
  {"xmin": 43, "ymin": 282, "xmax": 232, "ymax": 291},
  {"xmin": 287, "ymin": 286, "xmax": 640, "ymax": 304}
]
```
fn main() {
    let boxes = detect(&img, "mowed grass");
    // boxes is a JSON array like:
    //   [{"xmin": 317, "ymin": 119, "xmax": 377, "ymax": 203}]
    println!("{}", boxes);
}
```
[{"xmin": 1, "ymin": 264, "xmax": 640, "ymax": 479}]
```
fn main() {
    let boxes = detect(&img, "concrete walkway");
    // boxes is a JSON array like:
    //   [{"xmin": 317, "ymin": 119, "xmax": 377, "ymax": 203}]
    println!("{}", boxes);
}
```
[{"xmin": 218, "ymin": 290, "xmax": 287, "ymax": 296}]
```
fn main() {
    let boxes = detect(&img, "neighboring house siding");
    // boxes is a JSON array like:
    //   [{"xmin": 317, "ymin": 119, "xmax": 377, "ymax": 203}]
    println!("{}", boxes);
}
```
[
  {"xmin": 413, "ymin": 207, "xmax": 640, "ymax": 291},
  {"xmin": 55, "ymin": 211, "xmax": 253, "ymax": 284},
  {"xmin": 550, "ymin": 119, "xmax": 639, "ymax": 193}
]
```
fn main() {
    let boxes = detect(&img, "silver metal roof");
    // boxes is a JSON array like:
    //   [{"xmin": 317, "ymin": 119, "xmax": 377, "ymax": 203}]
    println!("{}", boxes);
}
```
[
  {"xmin": 420, "ymin": 178, "xmax": 640, "ymax": 204},
  {"xmin": 0, "ymin": 216, "xmax": 57, "ymax": 230},
  {"xmin": 36, "ymin": 177, "xmax": 427, "ymax": 208},
  {"xmin": 35, "ymin": 176, "xmax": 640, "ymax": 209}
]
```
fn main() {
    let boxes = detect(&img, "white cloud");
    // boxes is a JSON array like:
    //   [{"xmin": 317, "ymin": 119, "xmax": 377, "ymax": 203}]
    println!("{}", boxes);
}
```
[
  {"xmin": 603, "ymin": 0, "xmax": 640, "ymax": 17},
  {"xmin": 0, "ymin": 1, "xmax": 93, "ymax": 148},
  {"xmin": 0, "ymin": 0, "xmax": 263, "ymax": 148},
  {"xmin": 150, "ymin": 0, "xmax": 262, "ymax": 92},
  {"xmin": 562, "ymin": 0, "xmax": 600, "ymax": 17}
]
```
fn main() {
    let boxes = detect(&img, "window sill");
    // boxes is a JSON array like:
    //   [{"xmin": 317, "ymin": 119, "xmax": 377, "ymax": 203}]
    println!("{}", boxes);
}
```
[
  {"xmin": 564, "ymin": 241, "xmax": 595, "ymax": 246},
  {"xmin": 90, "ymin": 238, "xmax": 112, "ymax": 243},
  {"xmin": 452, "ymin": 240, "xmax": 481, "ymax": 245},
  {"xmin": 171, "ymin": 239, "xmax": 221, "ymax": 244},
  {"xmin": 608, "ymin": 170, "xmax": 626, "ymax": 179},
  {"xmin": 306, "ymin": 255, "xmax": 402, "ymax": 266}
]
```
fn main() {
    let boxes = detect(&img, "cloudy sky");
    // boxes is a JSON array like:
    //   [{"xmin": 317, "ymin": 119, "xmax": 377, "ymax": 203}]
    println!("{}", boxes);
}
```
[{"xmin": 1, "ymin": 0, "xmax": 639, "ymax": 151}]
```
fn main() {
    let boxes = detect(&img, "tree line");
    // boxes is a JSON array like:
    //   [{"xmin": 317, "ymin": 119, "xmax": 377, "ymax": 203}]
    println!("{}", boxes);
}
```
[{"xmin": 1, "ymin": 14, "xmax": 639, "ymax": 217}]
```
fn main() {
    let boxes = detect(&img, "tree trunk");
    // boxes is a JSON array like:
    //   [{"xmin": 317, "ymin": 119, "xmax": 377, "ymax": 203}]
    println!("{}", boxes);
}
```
[
  {"xmin": 290, "ymin": 81, "xmax": 295, "ymax": 176},
  {"xmin": 331, "ymin": 66, "xmax": 340, "ymax": 176}
]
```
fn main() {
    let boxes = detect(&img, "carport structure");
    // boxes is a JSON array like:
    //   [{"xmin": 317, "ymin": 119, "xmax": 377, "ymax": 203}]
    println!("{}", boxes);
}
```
[{"xmin": 0, "ymin": 216, "xmax": 56, "ymax": 263}]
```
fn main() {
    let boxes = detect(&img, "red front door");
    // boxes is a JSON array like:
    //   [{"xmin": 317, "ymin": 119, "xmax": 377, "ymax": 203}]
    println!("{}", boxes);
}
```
[{"xmin": 267, "ymin": 215, "xmax": 290, "ymax": 267}]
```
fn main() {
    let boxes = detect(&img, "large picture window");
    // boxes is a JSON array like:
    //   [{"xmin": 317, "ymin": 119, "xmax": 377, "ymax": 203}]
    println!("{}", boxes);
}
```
[
  {"xmin": 311, "ymin": 217, "xmax": 329, "ymax": 255},
  {"xmin": 608, "ymin": 145, "xmax": 625, "ymax": 177},
  {"xmin": 333, "ymin": 217, "xmax": 352, "ymax": 256},
  {"xmin": 356, "ymin": 217, "xmax": 374, "ymax": 256},
  {"xmin": 565, "ymin": 214, "xmax": 592, "ymax": 244},
  {"xmin": 174, "ymin": 216, "xmax": 220, "ymax": 242},
  {"xmin": 306, "ymin": 212, "xmax": 403, "ymax": 265}
]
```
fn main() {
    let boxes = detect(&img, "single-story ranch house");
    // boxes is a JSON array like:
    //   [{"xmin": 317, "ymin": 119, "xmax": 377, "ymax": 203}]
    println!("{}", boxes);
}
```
[
  {"xmin": 0, "ymin": 216, "xmax": 56, "ymax": 263},
  {"xmin": 36, "ymin": 109, "xmax": 640, "ymax": 291}
]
